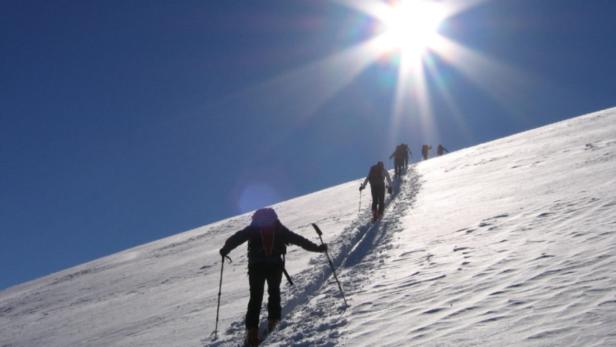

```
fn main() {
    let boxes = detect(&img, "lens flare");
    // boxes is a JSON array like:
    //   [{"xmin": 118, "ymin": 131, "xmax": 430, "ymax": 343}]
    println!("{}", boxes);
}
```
[
  {"xmin": 238, "ymin": 183, "xmax": 280, "ymax": 214},
  {"xmin": 376, "ymin": 0, "xmax": 447, "ymax": 60}
]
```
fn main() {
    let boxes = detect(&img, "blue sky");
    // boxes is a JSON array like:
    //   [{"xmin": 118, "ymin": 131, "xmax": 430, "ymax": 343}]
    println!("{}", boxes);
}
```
[{"xmin": 1, "ymin": 0, "xmax": 615, "ymax": 290}]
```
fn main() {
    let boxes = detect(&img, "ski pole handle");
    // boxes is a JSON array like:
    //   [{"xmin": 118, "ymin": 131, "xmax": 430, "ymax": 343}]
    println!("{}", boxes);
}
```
[{"xmin": 313, "ymin": 223, "xmax": 323, "ymax": 237}]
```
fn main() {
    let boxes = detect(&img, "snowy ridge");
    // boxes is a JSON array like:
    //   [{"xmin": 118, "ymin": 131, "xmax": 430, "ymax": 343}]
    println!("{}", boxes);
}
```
[{"xmin": 2, "ymin": 107, "xmax": 616, "ymax": 347}]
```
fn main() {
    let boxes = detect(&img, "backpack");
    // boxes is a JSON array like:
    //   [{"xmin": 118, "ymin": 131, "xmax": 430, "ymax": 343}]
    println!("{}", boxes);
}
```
[
  {"xmin": 368, "ymin": 164, "xmax": 383, "ymax": 185},
  {"xmin": 258, "ymin": 225, "xmax": 294, "ymax": 285},
  {"xmin": 259, "ymin": 226, "xmax": 276, "ymax": 256}
]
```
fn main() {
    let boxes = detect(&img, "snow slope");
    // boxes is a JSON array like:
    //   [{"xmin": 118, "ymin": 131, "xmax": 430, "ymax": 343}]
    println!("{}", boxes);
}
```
[{"xmin": 1, "ymin": 108, "xmax": 616, "ymax": 346}]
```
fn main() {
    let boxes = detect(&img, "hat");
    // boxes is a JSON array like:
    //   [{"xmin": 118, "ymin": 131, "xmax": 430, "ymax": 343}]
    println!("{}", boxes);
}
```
[{"xmin": 251, "ymin": 208, "xmax": 278, "ymax": 227}]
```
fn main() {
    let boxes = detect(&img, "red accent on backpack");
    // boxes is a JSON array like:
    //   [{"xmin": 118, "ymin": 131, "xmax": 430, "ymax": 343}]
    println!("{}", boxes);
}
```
[{"xmin": 260, "ymin": 226, "xmax": 275, "ymax": 256}]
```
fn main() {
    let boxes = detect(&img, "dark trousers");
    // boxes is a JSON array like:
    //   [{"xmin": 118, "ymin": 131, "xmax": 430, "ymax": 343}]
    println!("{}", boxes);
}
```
[
  {"xmin": 246, "ymin": 262, "xmax": 283, "ymax": 329},
  {"xmin": 370, "ymin": 183, "xmax": 385, "ymax": 215},
  {"xmin": 394, "ymin": 158, "xmax": 404, "ymax": 175}
]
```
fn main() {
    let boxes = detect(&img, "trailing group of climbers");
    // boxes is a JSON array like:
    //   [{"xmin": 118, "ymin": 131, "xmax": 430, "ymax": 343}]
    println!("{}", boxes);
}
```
[
  {"xmin": 217, "ymin": 143, "xmax": 450, "ymax": 346},
  {"xmin": 362, "ymin": 143, "xmax": 448, "ymax": 221}
]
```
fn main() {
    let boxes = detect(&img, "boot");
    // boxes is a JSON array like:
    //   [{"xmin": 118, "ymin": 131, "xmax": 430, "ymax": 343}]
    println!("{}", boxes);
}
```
[
  {"xmin": 245, "ymin": 328, "xmax": 260, "ymax": 347},
  {"xmin": 372, "ymin": 209, "xmax": 378, "ymax": 222},
  {"xmin": 268, "ymin": 319, "xmax": 279, "ymax": 332}
]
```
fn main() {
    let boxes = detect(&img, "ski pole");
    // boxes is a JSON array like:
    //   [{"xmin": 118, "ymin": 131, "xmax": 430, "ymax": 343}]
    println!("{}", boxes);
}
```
[
  {"xmin": 311, "ymin": 223, "xmax": 348, "ymax": 307},
  {"xmin": 211, "ymin": 255, "xmax": 232, "ymax": 339},
  {"xmin": 358, "ymin": 190, "xmax": 362, "ymax": 214}
]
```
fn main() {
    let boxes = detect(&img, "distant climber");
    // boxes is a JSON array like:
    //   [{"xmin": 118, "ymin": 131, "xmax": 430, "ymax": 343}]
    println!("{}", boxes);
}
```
[
  {"xmin": 421, "ymin": 144, "xmax": 431, "ymax": 160},
  {"xmin": 389, "ymin": 145, "xmax": 405, "ymax": 176},
  {"xmin": 437, "ymin": 144, "xmax": 449, "ymax": 156},
  {"xmin": 359, "ymin": 161, "xmax": 392, "ymax": 222},
  {"xmin": 401, "ymin": 143, "xmax": 411, "ymax": 168},
  {"xmin": 219, "ymin": 208, "xmax": 327, "ymax": 346}
]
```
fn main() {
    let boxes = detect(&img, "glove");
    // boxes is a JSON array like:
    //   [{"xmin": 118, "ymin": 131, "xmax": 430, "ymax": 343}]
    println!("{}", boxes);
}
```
[
  {"xmin": 387, "ymin": 186, "xmax": 392, "ymax": 194},
  {"xmin": 359, "ymin": 184, "xmax": 365, "ymax": 191},
  {"xmin": 219, "ymin": 248, "xmax": 229, "ymax": 257},
  {"xmin": 317, "ymin": 244, "xmax": 328, "ymax": 252}
]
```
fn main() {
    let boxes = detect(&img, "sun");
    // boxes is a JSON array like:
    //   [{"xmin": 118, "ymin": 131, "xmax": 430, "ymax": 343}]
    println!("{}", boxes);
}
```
[{"xmin": 375, "ymin": 0, "xmax": 447, "ymax": 60}]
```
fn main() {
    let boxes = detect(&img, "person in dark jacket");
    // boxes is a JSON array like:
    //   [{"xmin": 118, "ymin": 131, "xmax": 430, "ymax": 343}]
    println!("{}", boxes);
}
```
[
  {"xmin": 421, "ymin": 144, "xmax": 431, "ymax": 160},
  {"xmin": 437, "ymin": 144, "xmax": 449, "ymax": 156},
  {"xmin": 219, "ymin": 207, "xmax": 326, "ymax": 346},
  {"xmin": 389, "ymin": 145, "xmax": 406, "ymax": 176},
  {"xmin": 359, "ymin": 161, "xmax": 392, "ymax": 222},
  {"xmin": 401, "ymin": 143, "xmax": 411, "ymax": 169}
]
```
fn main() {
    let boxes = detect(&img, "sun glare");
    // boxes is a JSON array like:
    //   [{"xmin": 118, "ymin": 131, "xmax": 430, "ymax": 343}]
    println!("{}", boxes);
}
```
[
  {"xmin": 253, "ymin": 0, "xmax": 490, "ymax": 144},
  {"xmin": 376, "ymin": 1, "xmax": 446, "ymax": 60}
]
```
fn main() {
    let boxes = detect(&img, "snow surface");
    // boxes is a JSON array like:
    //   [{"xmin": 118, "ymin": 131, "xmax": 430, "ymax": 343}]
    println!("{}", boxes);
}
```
[{"xmin": 2, "ymin": 107, "xmax": 616, "ymax": 346}]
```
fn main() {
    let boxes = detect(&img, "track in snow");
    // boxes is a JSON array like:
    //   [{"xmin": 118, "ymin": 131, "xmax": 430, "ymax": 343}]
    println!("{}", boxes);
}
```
[{"xmin": 206, "ymin": 167, "xmax": 421, "ymax": 347}]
